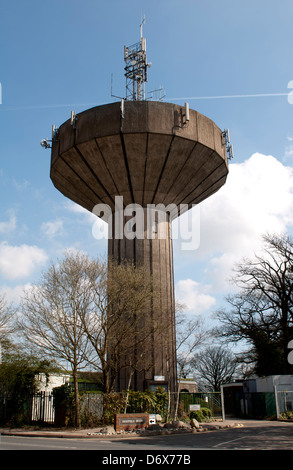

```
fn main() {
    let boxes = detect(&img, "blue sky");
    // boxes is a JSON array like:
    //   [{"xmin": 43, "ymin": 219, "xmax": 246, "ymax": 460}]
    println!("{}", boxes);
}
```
[{"xmin": 1, "ymin": 0, "xmax": 293, "ymax": 324}]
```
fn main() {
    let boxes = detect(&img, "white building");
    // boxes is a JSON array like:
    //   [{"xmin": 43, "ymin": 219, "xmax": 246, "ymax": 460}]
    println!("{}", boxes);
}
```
[{"xmin": 35, "ymin": 373, "xmax": 71, "ymax": 393}]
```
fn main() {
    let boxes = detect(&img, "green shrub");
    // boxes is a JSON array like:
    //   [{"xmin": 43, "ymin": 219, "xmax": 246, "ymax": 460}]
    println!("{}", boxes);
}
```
[
  {"xmin": 126, "ymin": 390, "xmax": 156, "ymax": 413},
  {"xmin": 201, "ymin": 407, "xmax": 212, "ymax": 419},
  {"xmin": 279, "ymin": 410, "xmax": 293, "ymax": 420},
  {"xmin": 189, "ymin": 407, "xmax": 212, "ymax": 422},
  {"xmin": 153, "ymin": 387, "xmax": 168, "ymax": 416},
  {"xmin": 189, "ymin": 410, "xmax": 204, "ymax": 422},
  {"xmin": 52, "ymin": 384, "xmax": 75, "ymax": 426},
  {"xmin": 125, "ymin": 388, "xmax": 168, "ymax": 416},
  {"xmin": 102, "ymin": 392, "xmax": 126, "ymax": 425}
]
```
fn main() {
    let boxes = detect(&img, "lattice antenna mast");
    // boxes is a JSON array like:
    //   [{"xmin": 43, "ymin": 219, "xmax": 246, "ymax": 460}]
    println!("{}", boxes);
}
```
[{"xmin": 124, "ymin": 16, "xmax": 150, "ymax": 101}]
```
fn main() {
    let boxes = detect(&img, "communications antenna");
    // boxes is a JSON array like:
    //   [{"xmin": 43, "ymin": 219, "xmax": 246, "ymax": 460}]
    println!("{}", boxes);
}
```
[{"xmin": 124, "ymin": 16, "xmax": 151, "ymax": 100}]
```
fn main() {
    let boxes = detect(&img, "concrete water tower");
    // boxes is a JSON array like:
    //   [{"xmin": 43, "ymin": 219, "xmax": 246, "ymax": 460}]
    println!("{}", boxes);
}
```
[{"xmin": 45, "ymin": 22, "xmax": 230, "ymax": 395}]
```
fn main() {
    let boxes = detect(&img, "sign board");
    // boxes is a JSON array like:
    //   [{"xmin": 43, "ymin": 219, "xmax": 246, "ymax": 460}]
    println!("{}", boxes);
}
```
[
  {"xmin": 149, "ymin": 414, "xmax": 156, "ymax": 424},
  {"xmin": 154, "ymin": 376, "xmax": 165, "ymax": 381},
  {"xmin": 114, "ymin": 413, "xmax": 149, "ymax": 431},
  {"xmin": 189, "ymin": 404, "xmax": 201, "ymax": 411}
]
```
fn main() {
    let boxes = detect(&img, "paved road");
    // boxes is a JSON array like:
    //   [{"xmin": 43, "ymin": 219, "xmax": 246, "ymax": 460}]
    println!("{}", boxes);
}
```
[{"xmin": 1, "ymin": 420, "xmax": 293, "ymax": 451}]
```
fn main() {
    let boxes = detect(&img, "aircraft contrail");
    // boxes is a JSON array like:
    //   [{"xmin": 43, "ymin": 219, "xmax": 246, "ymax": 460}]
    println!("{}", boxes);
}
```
[
  {"xmin": 169, "ymin": 92, "xmax": 289, "ymax": 101},
  {"xmin": 0, "ymin": 92, "xmax": 289, "ymax": 111}
]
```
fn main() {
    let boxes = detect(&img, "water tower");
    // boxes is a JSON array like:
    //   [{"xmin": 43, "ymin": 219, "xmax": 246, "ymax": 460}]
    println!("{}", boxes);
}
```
[{"xmin": 44, "ymin": 22, "xmax": 231, "ymax": 395}]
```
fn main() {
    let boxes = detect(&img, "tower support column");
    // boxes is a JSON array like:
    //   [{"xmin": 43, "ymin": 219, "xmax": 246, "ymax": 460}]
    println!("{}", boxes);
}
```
[{"xmin": 108, "ymin": 208, "xmax": 177, "ymax": 395}]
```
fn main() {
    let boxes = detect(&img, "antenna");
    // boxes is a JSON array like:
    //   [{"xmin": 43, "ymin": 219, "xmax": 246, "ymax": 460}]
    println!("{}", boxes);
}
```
[
  {"xmin": 111, "ymin": 73, "xmax": 124, "ymax": 100},
  {"xmin": 140, "ymin": 14, "xmax": 145, "ymax": 39},
  {"xmin": 70, "ymin": 110, "xmax": 78, "ymax": 129},
  {"xmin": 185, "ymin": 102, "xmax": 190, "ymax": 122},
  {"xmin": 110, "ymin": 17, "xmax": 165, "ymax": 103},
  {"xmin": 222, "ymin": 129, "xmax": 234, "ymax": 160},
  {"xmin": 124, "ymin": 16, "xmax": 150, "ymax": 100}
]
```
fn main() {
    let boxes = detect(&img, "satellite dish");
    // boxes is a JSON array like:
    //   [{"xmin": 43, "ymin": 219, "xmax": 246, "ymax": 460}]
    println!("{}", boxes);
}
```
[{"xmin": 40, "ymin": 139, "xmax": 51, "ymax": 149}]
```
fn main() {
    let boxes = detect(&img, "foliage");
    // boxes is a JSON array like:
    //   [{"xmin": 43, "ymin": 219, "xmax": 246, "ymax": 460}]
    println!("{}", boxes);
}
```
[
  {"xmin": 52, "ymin": 384, "xmax": 74, "ymax": 409},
  {"xmin": 189, "ymin": 406, "xmax": 212, "ymax": 422},
  {"xmin": 102, "ymin": 392, "xmax": 127, "ymax": 425},
  {"xmin": 153, "ymin": 387, "xmax": 168, "ymax": 416},
  {"xmin": 53, "ymin": 384, "xmax": 103, "ymax": 428},
  {"xmin": 126, "ymin": 390, "xmax": 156, "ymax": 413},
  {"xmin": 101, "ymin": 388, "xmax": 169, "ymax": 425},
  {"xmin": 201, "ymin": 407, "xmax": 212, "ymax": 419},
  {"xmin": 125, "ymin": 387, "xmax": 168, "ymax": 416},
  {"xmin": 52, "ymin": 384, "xmax": 75, "ymax": 426},
  {"xmin": 0, "ymin": 352, "xmax": 57, "ymax": 425},
  {"xmin": 189, "ymin": 410, "xmax": 204, "ymax": 422},
  {"xmin": 215, "ymin": 233, "xmax": 293, "ymax": 376},
  {"xmin": 279, "ymin": 410, "xmax": 293, "ymax": 421}
]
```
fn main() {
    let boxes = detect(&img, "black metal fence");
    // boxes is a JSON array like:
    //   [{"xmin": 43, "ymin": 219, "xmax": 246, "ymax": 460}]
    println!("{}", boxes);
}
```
[
  {"xmin": 0, "ymin": 392, "xmax": 55, "ymax": 426},
  {"xmin": 0, "ymin": 392, "xmax": 104, "ymax": 426}
]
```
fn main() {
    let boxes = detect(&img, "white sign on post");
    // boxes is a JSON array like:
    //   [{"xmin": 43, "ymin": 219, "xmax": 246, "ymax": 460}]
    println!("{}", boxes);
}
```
[
  {"xmin": 149, "ymin": 414, "xmax": 156, "ymax": 424},
  {"xmin": 189, "ymin": 404, "xmax": 201, "ymax": 411}
]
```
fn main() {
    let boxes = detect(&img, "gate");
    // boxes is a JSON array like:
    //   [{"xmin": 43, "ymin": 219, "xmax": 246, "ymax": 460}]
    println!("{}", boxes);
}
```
[
  {"xmin": 275, "ymin": 390, "xmax": 293, "ymax": 417},
  {"xmin": 0, "ymin": 392, "xmax": 55, "ymax": 425},
  {"xmin": 30, "ymin": 392, "xmax": 55, "ymax": 423},
  {"xmin": 179, "ymin": 392, "xmax": 222, "ymax": 417}
]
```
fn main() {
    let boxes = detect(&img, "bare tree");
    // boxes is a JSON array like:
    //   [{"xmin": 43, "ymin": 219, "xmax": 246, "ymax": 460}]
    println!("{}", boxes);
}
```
[
  {"xmin": 20, "ymin": 250, "xmax": 162, "ymax": 402},
  {"xmin": 20, "ymin": 251, "xmax": 94, "ymax": 428},
  {"xmin": 191, "ymin": 346, "xmax": 240, "ymax": 391},
  {"xmin": 0, "ymin": 293, "xmax": 16, "ymax": 362},
  {"xmin": 174, "ymin": 314, "xmax": 209, "ymax": 419},
  {"xmin": 80, "ymin": 258, "xmax": 161, "ymax": 394}
]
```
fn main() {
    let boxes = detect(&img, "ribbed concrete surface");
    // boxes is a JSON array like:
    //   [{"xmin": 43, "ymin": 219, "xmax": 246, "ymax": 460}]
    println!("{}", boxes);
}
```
[
  {"xmin": 50, "ymin": 101, "xmax": 228, "ymax": 216},
  {"xmin": 108, "ymin": 210, "xmax": 177, "ymax": 392}
]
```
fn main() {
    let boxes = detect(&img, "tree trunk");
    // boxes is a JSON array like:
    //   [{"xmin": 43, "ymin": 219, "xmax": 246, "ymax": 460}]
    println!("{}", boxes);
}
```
[
  {"xmin": 124, "ymin": 369, "xmax": 134, "ymax": 414},
  {"xmin": 73, "ymin": 368, "xmax": 81, "ymax": 428},
  {"xmin": 174, "ymin": 374, "xmax": 182, "ymax": 421}
]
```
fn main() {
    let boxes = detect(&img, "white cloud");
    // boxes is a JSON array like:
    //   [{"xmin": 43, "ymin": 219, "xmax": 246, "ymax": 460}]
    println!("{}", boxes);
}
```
[
  {"xmin": 176, "ymin": 278, "xmax": 216, "ymax": 315},
  {"xmin": 0, "ymin": 213, "xmax": 16, "ymax": 234},
  {"xmin": 41, "ymin": 219, "xmax": 64, "ymax": 238},
  {"xmin": 0, "ymin": 242, "xmax": 48, "ymax": 280},
  {"xmin": 175, "ymin": 153, "xmax": 293, "ymax": 292},
  {"xmin": 0, "ymin": 283, "xmax": 32, "ymax": 305}
]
